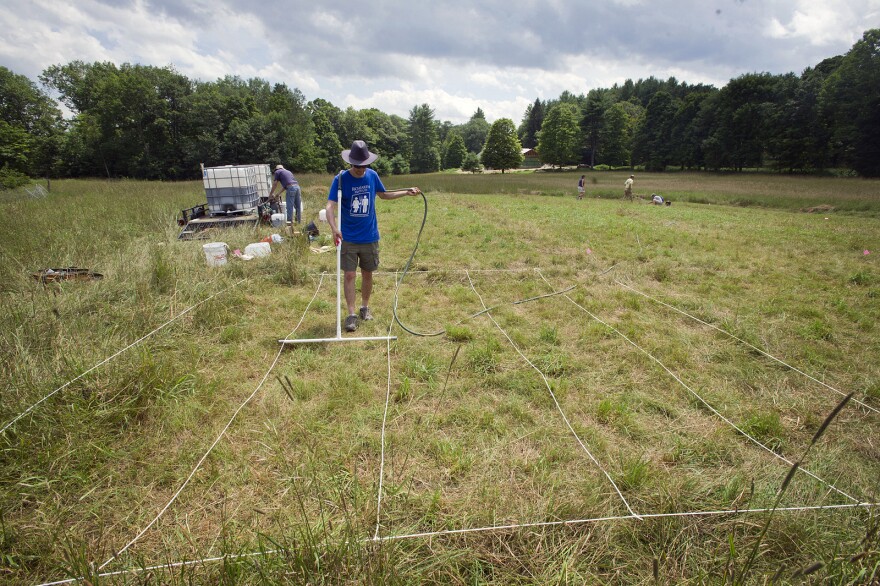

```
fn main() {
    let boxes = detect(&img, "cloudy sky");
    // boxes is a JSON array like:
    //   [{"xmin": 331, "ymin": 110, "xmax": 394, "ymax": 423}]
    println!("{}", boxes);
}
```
[{"xmin": 2, "ymin": 0, "xmax": 879, "ymax": 124}]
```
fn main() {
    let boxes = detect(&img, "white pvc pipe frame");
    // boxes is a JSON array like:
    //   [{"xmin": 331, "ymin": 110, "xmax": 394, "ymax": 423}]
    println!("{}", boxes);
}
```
[{"xmin": 280, "ymin": 171, "xmax": 396, "ymax": 345}]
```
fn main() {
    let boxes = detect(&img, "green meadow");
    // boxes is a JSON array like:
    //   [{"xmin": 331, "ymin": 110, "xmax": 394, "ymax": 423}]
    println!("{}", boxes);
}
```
[{"xmin": 0, "ymin": 171, "xmax": 878, "ymax": 584}]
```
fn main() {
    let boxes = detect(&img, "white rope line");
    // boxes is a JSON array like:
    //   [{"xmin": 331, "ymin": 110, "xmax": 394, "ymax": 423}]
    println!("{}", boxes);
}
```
[
  {"xmin": 36, "ymin": 549, "xmax": 283, "ymax": 586},
  {"xmin": 372, "ymin": 502, "xmax": 879, "ymax": 542},
  {"xmin": 307, "ymin": 266, "xmax": 618, "ymax": 277},
  {"xmin": 616, "ymin": 280, "xmax": 879, "ymax": 415},
  {"xmin": 34, "ymin": 501, "xmax": 880, "ymax": 586},
  {"xmin": 374, "ymin": 283, "xmax": 397, "ymax": 540},
  {"xmin": 96, "ymin": 274, "xmax": 327, "ymax": 572},
  {"xmin": 536, "ymin": 272, "xmax": 862, "ymax": 504},
  {"xmin": 26, "ymin": 267, "xmax": 869, "ymax": 584},
  {"xmin": 1, "ymin": 278, "xmax": 249, "ymax": 436},
  {"xmin": 465, "ymin": 271, "xmax": 641, "ymax": 519}
]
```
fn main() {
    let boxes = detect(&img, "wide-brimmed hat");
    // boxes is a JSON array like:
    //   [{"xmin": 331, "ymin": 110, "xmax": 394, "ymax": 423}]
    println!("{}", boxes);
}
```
[{"xmin": 341, "ymin": 140, "xmax": 379, "ymax": 166}]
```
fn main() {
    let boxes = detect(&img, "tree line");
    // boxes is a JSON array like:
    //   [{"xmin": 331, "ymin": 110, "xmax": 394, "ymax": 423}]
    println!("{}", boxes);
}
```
[{"xmin": 1, "ymin": 29, "xmax": 878, "ymax": 185}]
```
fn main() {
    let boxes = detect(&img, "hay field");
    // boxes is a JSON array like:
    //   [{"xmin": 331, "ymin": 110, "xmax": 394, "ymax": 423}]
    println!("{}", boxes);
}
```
[{"xmin": 0, "ymin": 172, "xmax": 878, "ymax": 584}]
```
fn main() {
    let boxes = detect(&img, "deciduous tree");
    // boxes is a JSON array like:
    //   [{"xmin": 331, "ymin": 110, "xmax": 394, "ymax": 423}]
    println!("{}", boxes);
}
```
[
  {"xmin": 460, "ymin": 108, "xmax": 490, "ymax": 153},
  {"xmin": 821, "ymin": 29, "xmax": 880, "ymax": 176},
  {"xmin": 537, "ymin": 102, "xmax": 581, "ymax": 167},
  {"xmin": 480, "ymin": 118, "xmax": 523, "ymax": 173}
]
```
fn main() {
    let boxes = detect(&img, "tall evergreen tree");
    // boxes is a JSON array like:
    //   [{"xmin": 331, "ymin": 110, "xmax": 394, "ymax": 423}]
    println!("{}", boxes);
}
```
[
  {"xmin": 705, "ymin": 73, "xmax": 780, "ymax": 171},
  {"xmin": 520, "ymin": 97, "xmax": 545, "ymax": 148},
  {"xmin": 408, "ymin": 103, "xmax": 440, "ymax": 173},
  {"xmin": 581, "ymin": 90, "xmax": 610, "ymax": 167},
  {"xmin": 632, "ymin": 91, "xmax": 678, "ymax": 171},
  {"xmin": 442, "ymin": 131, "xmax": 467, "ymax": 169},
  {"xmin": 669, "ymin": 90, "xmax": 715, "ymax": 170}
]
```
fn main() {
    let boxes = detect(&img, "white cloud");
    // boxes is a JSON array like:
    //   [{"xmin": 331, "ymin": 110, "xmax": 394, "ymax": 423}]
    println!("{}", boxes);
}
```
[
  {"xmin": 470, "ymin": 72, "xmax": 505, "ymax": 90},
  {"xmin": 765, "ymin": 18, "xmax": 790, "ymax": 40},
  {"xmin": 765, "ymin": 4, "xmax": 857, "ymax": 45},
  {"xmin": 1, "ymin": 0, "xmax": 878, "ymax": 126}
]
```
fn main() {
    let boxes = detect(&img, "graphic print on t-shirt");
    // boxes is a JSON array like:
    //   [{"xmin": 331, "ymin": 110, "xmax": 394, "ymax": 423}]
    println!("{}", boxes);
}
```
[{"xmin": 351, "ymin": 184, "xmax": 370, "ymax": 217}]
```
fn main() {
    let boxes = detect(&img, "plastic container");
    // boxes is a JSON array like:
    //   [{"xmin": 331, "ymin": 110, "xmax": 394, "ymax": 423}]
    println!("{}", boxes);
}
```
[
  {"xmin": 270, "ymin": 213, "xmax": 285, "ymax": 227},
  {"xmin": 203, "ymin": 242, "xmax": 228, "ymax": 267},
  {"xmin": 202, "ymin": 164, "xmax": 259, "ymax": 215},
  {"xmin": 244, "ymin": 242, "xmax": 271, "ymax": 257},
  {"xmin": 249, "ymin": 163, "xmax": 272, "ymax": 198},
  {"xmin": 318, "ymin": 208, "xmax": 327, "ymax": 222},
  {"xmin": 202, "ymin": 165, "xmax": 257, "ymax": 189},
  {"xmin": 205, "ymin": 187, "xmax": 259, "ymax": 215}
]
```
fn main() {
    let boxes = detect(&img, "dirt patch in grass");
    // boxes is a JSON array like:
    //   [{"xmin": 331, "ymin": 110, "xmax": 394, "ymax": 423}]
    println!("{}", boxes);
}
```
[{"xmin": 801, "ymin": 204, "xmax": 836, "ymax": 213}]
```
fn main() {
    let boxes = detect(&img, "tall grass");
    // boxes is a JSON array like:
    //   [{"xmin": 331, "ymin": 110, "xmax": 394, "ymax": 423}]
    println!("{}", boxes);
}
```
[{"xmin": 0, "ymin": 176, "xmax": 877, "ymax": 584}]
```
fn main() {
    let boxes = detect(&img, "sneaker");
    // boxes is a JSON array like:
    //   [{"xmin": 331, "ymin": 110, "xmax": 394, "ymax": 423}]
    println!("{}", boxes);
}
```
[
  {"xmin": 359, "ymin": 306, "xmax": 374, "ymax": 321},
  {"xmin": 345, "ymin": 314, "xmax": 358, "ymax": 332}
]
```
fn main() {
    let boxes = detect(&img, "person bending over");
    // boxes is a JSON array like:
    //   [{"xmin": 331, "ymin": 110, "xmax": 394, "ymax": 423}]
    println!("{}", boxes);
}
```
[{"xmin": 269, "ymin": 164, "xmax": 301, "ymax": 224}]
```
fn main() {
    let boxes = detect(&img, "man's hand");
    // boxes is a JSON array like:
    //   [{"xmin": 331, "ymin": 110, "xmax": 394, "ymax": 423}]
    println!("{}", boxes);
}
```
[
  {"xmin": 406, "ymin": 187, "xmax": 421, "ymax": 196},
  {"xmin": 333, "ymin": 230, "xmax": 342, "ymax": 246}
]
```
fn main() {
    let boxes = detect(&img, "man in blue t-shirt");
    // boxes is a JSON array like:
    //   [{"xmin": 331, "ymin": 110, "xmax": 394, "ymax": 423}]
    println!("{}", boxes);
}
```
[
  {"xmin": 326, "ymin": 140, "xmax": 422, "ymax": 332},
  {"xmin": 269, "ymin": 164, "xmax": 301, "ymax": 224}
]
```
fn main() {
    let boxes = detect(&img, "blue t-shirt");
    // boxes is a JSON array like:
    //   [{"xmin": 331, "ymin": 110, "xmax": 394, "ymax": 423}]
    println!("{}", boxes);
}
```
[
  {"xmin": 327, "ymin": 169, "xmax": 386, "ymax": 244},
  {"xmin": 274, "ymin": 168, "xmax": 298, "ymax": 187}
]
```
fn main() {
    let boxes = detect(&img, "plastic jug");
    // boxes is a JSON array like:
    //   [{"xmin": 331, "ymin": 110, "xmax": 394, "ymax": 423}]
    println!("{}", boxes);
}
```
[{"xmin": 244, "ymin": 242, "xmax": 271, "ymax": 257}]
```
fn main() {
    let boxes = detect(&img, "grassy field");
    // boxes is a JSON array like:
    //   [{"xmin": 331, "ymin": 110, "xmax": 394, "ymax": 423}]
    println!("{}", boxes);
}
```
[{"xmin": 0, "ymin": 171, "xmax": 878, "ymax": 584}]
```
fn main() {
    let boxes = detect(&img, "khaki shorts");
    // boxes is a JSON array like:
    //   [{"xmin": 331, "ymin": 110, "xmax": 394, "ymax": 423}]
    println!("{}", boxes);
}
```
[{"xmin": 341, "ymin": 241, "xmax": 380, "ymax": 272}]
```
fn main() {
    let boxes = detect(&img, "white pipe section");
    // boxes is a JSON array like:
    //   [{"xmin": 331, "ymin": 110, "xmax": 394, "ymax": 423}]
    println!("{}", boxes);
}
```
[
  {"xmin": 336, "ymin": 171, "xmax": 343, "ymax": 339},
  {"xmin": 279, "ymin": 335, "xmax": 397, "ymax": 345}
]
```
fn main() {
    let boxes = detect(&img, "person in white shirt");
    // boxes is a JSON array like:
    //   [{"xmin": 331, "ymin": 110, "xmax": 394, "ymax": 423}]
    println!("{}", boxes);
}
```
[{"xmin": 651, "ymin": 193, "xmax": 671, "ymax": 206}]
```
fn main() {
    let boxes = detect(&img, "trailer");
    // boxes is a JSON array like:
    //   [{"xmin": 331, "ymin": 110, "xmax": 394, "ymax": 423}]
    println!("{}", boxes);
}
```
[
  {"xmin": 177, "ymin": 163, "xmax": 274, "ymax": 240},
  {"xmin": 177, "ymin": 203, "xmax": 262, "ymax": 240}
]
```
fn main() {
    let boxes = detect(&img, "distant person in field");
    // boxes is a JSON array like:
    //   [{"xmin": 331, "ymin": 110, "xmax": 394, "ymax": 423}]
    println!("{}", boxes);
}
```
[
  {"xmin": 269, "ymin": 164, "xmax": 301, "ymax": 225},
  {"xmin": 577, "ymin": 175, "xmax": 585, "ymax": 200},
  {"xmin": 624, "ymin": 174, "xmax": 634, "ymax": 201},
  {"xmin": 651, "ymin": 193, "xmax": 671, "ymax": 206},
  {"xmin": 326, "ymin": 140, "xmax": 422, "ymax": 332}
]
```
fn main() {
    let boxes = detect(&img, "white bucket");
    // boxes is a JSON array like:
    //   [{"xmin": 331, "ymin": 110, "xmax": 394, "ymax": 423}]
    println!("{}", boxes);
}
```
[
  {"xmin": 244, "ymin": 242, "xmax": 271, "ymax": 257},
  {"xmin": 280, "ymin": 199, "xmax": 303, "ymax": 218},
  {"xmin": 203, "ymin": 242, "xmax": 228, "ymax": 267},
  {"xmin": 270, "ymin": 213, "xmax": 285, "ymax": 227},
  {"xmin": 318, "ymin": 208, "xmax": 327, "ymax": 222}
]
